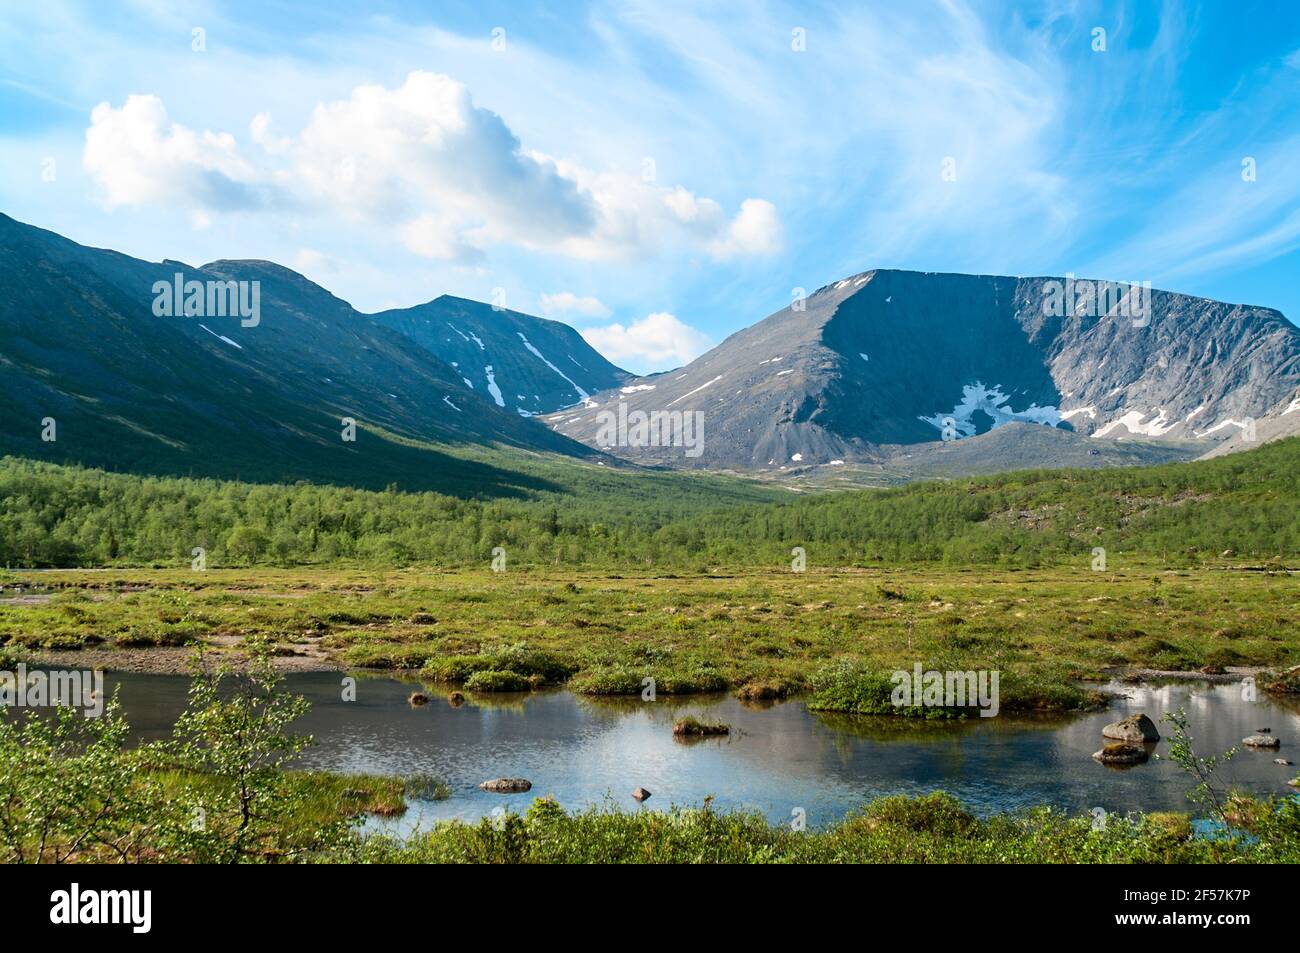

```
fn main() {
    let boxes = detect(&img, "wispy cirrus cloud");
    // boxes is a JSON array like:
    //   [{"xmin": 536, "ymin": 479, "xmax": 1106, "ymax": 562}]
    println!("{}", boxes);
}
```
[{"xmin": 3, "ymin": 0, "xmax": 1299, "ymax": 333}]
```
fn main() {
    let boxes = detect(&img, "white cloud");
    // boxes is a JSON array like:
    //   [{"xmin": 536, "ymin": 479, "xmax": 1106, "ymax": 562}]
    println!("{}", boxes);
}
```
[
  {"xmin": 83, "ymin": 94, "xmax": 264, "ymax": 211},
  {"xmin": 80, "ymin": 71, "xmax": 780, "ymax": 266},
  {"xmin": 709, "ymin": 198, "xmax": 781, "ymax": 259},
  {"xmin": 249, "ymin": 112, "xmax": 291, "ymax": 155},
  {"xmin": 293, "ymin": 248, "xmax": 338, "ymax": 274},
  {"xmin": 580, "ymin": 312, "xmax": 711, "ymax": 372},
  {"xmin": 538, "ymin": 292, "xmax": 612, "ymax": 319},
  {"xmin": 295, "ymin": 71, "xmax": 596, "ymax": 259},
  {"xmin": 398, "ymin": 213, "xmax": 483, "ymax": 264}
]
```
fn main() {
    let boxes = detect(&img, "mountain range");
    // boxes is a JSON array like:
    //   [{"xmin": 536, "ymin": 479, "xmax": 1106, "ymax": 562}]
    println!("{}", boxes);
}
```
[
  {"xmin": 3, "ymin": 213, "xmax": 1298, "ymax": 494},
  {"xmin": 0, "ymin": 213, "xmax": 612, "ymax": 495},
  {"xmin": 550, "ymin": 269, "xmax": 1300, "ymax": 475}
]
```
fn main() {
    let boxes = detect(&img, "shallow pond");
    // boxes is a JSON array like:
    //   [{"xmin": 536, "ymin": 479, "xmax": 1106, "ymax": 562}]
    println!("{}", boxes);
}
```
[{"xmin": 92, "ymin": 670, "xmax": 1300, "ymax": 831}]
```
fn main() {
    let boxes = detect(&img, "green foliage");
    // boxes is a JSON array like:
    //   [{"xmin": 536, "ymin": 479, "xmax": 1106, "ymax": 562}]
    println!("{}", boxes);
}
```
[
  {"xmin": 1156, "ymin": 707, "xmax": 1237, "ymax": 823},
  {"xmin": 3, "ymin": 436, "xmax": 1300, "ymax": 570},
  {"xmin": 806, "ymin": 659, "xmax": 1099, "ymax": 716},
  {"xmin": 807, "ymin": 660, "xmax": 910, "ymax": 715},
  {"xmin": 420, "ymin": 642, "xmax": 575, "ymax": 685},
  {"xmin": 0, "ymin": 696, "xmax": 188, "ymax": 862},
  {"xmin": 169, "ymin": 639, "xmax": 321, "ymax": 861},
  {"xmin": 361, "ymin": 790, "xmax": 1300, "ymax": 864},
  {"xmin": 462, "ymin": 669, "xmax": 530, "ymax": 692},
  {"xmin": 672, "ymin": 715, "xmax": 730, "ymax": 736}
]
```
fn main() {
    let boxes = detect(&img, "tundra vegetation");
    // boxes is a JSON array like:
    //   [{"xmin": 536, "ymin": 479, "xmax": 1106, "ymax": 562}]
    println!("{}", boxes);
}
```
[
  {"xmin": 1, "ymin": 643, "xmax": 1297, "ymax": 864},
  {"xmin": 0, "ymin": 440, "xmax": 1297, "ymax": 862},
  {"xmin": 1, "ymin": 563, "xmax": 1294, "ymax": 711}
]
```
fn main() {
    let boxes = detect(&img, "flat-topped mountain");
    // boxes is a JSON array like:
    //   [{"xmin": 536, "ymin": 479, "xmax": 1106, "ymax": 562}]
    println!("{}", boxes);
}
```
[{"xmin": 548, "ymin": 269, "xmax": 1300, "ymax": 472}]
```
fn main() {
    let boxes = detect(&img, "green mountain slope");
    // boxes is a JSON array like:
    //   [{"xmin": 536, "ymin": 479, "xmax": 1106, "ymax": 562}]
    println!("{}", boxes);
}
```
[
  {"xmin": 2, "ymin": 437, "xmax": 1296, "ymax": 569},
  {"xmin": 0, "ymin": 214, "xmax": 602, "ymax": 496}
]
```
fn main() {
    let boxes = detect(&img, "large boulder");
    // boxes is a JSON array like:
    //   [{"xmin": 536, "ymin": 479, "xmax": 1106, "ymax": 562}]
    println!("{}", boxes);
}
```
[
  {"xmin": 1102, "ymin": 713, "xmax": 1161, "ymax": 743},
  {"xmin": 1093, "ymin": 743, "xmax": 1149, "ymax": 765},
  {"xmin": 480, "ymin": 778, "xmax": 532, "ymax": 793},
  {"xmin": 1242, "ymin": 734, "xmax": 1281, "ymax": 749}
]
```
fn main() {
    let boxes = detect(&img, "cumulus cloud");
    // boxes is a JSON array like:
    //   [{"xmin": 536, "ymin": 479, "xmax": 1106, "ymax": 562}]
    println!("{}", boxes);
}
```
[
  {"xmin": 83, "ymin": 94, "xmax": 266, "ymax": 211},
  {"xmin": 580, "ymin": 312, "xmax": 711, "ymax": 372},
  {"xmin": 708, "ymin": 198, "xmax": 781, "ymax": 259},
  {"xmin": 249, "ymin": 112, "xmax": 291, "ymax": 155},
  {"xmin": 80, "ymin": 72, "xmax": 779, "ymax": 265},
  {"xmin": 538, "ymin": 292, "xmax": 611, "ymax": 319},
  {"xmin": 295, "ymin": 71, "xmax": 596, "ymax": 258},
  {"xmin": 397, "ymin": 213, "xmax": 484, "ymax": 264},
  {"xmin": 293, "ymin": 248, "xmax": 338, "ymax": 274}
]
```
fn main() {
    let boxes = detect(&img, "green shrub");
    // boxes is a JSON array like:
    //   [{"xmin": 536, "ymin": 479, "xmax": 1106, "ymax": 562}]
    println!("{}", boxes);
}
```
[
  {"xmin": 463, "ymin": 669, "xmax": 530, "ymax": 692},
  {"xmin": 421, "ymin": 642, "xmax": 575, "ymax": 685}
]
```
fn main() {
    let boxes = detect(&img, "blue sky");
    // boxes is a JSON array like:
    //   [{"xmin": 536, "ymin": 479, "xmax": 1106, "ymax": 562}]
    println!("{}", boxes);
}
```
[{"xmin": 2, "ymin": 0, "xmax": 1298, "ymax": 373}]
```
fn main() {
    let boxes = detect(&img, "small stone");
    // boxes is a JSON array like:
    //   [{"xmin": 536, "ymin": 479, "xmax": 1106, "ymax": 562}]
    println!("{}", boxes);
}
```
[
  {"xmin": 1094, "ymin": 743, "xmax": 1149, "ymax": 765},
  {"xmin": 1242, "ymin": 734, "xmax": 1281, "ymax": 749},
  {"xmin": 480, "ymin": 778, "xmax": 532, "ymax": 793},
  {"xmin": 632, "ymin": 787, "xmax": 652, "ymax": 801}
]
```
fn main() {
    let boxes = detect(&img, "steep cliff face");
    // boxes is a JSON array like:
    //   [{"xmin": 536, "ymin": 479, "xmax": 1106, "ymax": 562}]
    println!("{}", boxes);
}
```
[{"xmin": 550, "ymin": 269, "xmax": 1300, "ymax": 472}]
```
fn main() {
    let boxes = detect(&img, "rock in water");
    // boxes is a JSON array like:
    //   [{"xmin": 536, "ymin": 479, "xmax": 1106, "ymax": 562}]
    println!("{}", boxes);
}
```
[
  {"xmin": 1093, "ymin": 743, "xmax": 1149, "ymax": 765},
  {"xmin": 1242, "ymin": 734, "xmax": 1281, "ymax": 749},
  {"xmin": 1101, "ymin": 713, "xmax": 1161, "ymax": 743},
  {"xmin": 632, "ymin": 787, "xmax": 652, "ymax": 801},
  {"xmin": 480, "ymin": 778, "xmax": 532, "ymax": 793}
]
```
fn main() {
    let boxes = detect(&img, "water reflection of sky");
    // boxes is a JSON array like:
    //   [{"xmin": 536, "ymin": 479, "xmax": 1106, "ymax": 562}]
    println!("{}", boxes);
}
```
[{"xmin": 100, "ymin": 672, "xmax": 1300, "ymax": 832}]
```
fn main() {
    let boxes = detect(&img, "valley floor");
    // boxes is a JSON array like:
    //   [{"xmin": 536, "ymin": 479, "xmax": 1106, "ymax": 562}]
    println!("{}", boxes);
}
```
[
  {"xmin": 5, "ymin": 564, "xmax": 1298, "ymax": 706},
  {"xmin": 3, "ymin": 563, "xmax": 1299, "ymax": 864}
]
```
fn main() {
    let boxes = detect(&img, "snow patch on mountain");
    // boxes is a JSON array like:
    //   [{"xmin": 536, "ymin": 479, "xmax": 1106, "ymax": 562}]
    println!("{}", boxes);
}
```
[
  {"xmin": 517, "ymin": 332, "xmax": 589, "ymax": 402},
  {"xmin": 919, "ymin": 383, "xmax": 1061, "ymax": 438},
  {"xmin": 484, "ymin": 366, "xmax": 504, "ymax": 407},
  {"xmin": 1197, "ymin": 418, "xmax": 1253, "ymax": 437},
  {"xmin": 1060, "ymin": 406, "xmax": 1096, "ymax": 421},
  {"xmin": 1094, "ymin": 409, "xmax": 1177, "ymax": 438},
  {"xmin": 668, "ymin": 375, "xmax": 723, "ymax": 406},
  {"xmin": 199, "ymin": 324, "xmax": 243, "ymax": 349}
]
